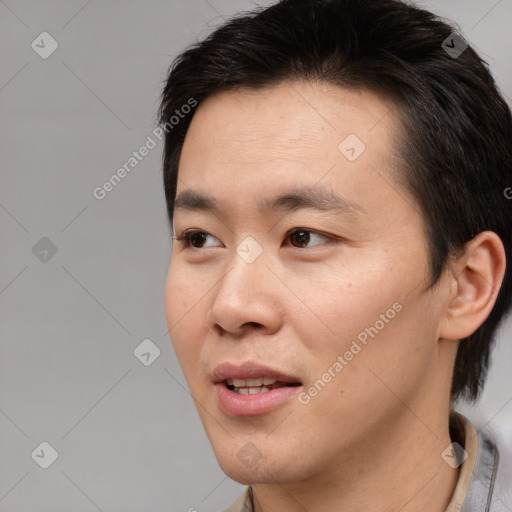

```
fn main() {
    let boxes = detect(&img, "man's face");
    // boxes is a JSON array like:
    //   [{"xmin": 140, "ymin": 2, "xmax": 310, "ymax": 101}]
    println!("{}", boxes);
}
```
[{"xmin": 165, "ymin": 81, "xmax": 451, "ymax": 484}]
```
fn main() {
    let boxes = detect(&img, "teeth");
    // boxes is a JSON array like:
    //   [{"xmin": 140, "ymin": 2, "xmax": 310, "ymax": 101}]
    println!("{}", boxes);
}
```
[
  {"xmin": 238, "ymin": 386, "xmax": 270, "ymax": 394},
  {"xmin": 226, "ymin": 377, "xmax": 278, "ymax": 387},
  {"xmin": 246, "ymin": 377, "xmax": 263, "ymax": 386},
  {"xmin": 223, "ymin": 376, "xmax": 295, "ymax": 395}
]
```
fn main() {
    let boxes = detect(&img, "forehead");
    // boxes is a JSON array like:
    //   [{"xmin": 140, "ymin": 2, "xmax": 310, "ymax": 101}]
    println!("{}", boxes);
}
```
[
  {"xmin": 182, "ymin": 81, "xmax": 395, "ymax": 155},
  {"xmin": 176, "ymin": 80, "xmax": 410, "ymax": 222}
]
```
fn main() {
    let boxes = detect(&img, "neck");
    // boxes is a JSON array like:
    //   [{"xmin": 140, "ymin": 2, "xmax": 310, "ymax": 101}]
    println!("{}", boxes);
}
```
[{"xmin": 251, "ymin": 408, "xmax": 460, "ymax": 512}]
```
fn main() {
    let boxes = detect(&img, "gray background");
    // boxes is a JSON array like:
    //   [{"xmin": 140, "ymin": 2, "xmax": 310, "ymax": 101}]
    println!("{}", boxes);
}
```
[{"xmin": 1, "ymin": 0, "xmax": 511, "ymax": 510}]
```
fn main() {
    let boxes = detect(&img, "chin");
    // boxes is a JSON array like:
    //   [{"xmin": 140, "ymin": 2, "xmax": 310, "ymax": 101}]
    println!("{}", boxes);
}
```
[
  {"xmin": 214, "ymin": 445, "xmax": 310, "ymax": 485},
  {"xmin": 218, "ymin": 463, "xmax": 287, "ymax": 486}
]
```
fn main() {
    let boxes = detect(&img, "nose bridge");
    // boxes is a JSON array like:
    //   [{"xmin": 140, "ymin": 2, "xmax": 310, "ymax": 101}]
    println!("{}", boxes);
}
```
[
  {"xmin": 208, "ymin": 235, "xmax": 279, "ymax": 334},
  {"xmin": 218, "ymin": 235, "xmax": 269, "ymax": 302}
]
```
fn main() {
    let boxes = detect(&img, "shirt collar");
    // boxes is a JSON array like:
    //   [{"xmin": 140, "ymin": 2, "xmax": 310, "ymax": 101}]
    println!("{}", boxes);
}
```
[{"xmin": 447, "ymin": 411, "xmax": 500, "ymax": 512}]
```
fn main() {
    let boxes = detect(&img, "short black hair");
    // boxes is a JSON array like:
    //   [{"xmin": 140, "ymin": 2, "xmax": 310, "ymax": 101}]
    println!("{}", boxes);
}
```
[{"xmin": 158, "ymin": 0, "xmax": 512, "ymax": 403}]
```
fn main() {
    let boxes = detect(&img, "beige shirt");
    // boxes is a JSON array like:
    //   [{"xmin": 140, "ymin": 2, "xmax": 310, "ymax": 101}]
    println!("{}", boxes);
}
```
[{"xmin": 223, "ymin": 411, "xmax": 480, "ymax": 512}]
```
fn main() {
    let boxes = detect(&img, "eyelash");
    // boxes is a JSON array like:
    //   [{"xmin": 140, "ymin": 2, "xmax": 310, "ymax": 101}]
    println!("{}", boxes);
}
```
[{"xmin": 172, "ymin": 228, "xmax": 339, "ymax": 250}]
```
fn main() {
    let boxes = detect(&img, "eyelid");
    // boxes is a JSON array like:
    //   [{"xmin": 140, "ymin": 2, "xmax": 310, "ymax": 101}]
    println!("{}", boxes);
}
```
[{"xmin": 173, "ymin": 227, "xmax": 339, "ymax": 249}]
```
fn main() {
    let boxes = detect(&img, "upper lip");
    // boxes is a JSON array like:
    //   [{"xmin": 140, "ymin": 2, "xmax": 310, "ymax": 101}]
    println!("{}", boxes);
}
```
[{"xmin": 212, "ymin": 361, "xmax": 302, "ymax": 384}]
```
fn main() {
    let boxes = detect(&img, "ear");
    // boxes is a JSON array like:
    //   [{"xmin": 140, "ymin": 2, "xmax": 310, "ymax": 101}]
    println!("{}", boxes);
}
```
[{"xmin": 439, "ymin": 231, "xmax": 506, "ymax": 341}]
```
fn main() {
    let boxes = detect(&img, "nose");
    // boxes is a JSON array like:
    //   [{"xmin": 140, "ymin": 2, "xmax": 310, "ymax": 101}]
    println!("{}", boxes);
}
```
[{"xmin": 206, "ymin": 250, "xmax": 282, "ymax": 338}]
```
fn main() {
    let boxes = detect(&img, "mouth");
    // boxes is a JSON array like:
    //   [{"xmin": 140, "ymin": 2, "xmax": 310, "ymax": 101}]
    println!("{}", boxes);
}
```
[
  {"xmin": 211, "ymin": 361, "xmax": 303, "ymax": 416},
  {"xmin": 211, "ymin": 361, "xmax": 303, "ymax": 388},
  {"xmin": 224, "ymin": 377, "xmax": 302, "ymax": 395}
]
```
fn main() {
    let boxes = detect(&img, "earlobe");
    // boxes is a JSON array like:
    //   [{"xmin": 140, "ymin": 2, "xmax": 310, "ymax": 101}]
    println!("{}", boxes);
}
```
[{"xmin": 439, "ymin": 231, "xmax": 506, "ymax": 341}]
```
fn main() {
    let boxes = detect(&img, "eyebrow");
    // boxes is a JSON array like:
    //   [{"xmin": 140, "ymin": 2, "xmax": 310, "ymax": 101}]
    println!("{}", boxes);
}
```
[{"xmin": 174, "ymin": 185, "xmax": 368, "ymax": 219}]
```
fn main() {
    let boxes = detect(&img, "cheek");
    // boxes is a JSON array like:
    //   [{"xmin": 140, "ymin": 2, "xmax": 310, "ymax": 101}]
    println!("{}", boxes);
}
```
[
  {"xmin": 165, "ymin": 263, "xmax": 206, "ymax": 370},
  {"xmin": 304, "ymin": 292, "xmax": 436, "ymax": 426},
  {"xmin": 296, "ymin": 266, "xmax": 397, "ymax": 357},
  {"xmin": 165, "ymin": 260, "xmax": 204, "ymax": 326},
  {"xmin": 164, "ymin": 264, "xmax": 183, "ymax": 334},
  {"xmin": 295, "ymin": 265, "xmax": 426, "ymax": 402}
]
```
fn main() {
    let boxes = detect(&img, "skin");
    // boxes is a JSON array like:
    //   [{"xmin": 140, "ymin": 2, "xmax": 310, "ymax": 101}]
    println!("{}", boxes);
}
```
[{"xmin": 164, "ymin": 80, "xmax": 506, "ymax": 512}]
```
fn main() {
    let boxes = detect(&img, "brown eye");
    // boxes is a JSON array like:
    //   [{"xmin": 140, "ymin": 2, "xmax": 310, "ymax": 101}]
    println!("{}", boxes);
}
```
[
  {"xmin": 289, "ymin": 229, "xmax": 311, "ymax": 248},
  {"xmin": 174, "ymin": 228, "xmax": 336, "ymax": 250},
  {"xmin": 174, "ymin": 230, "xmax": 219, "ymax": 249},
  {"xmin": 187, "ymin": 231, "xmax": 208, "ymax": 248},
  {"xmin": 286, "ymin": 229, "xmax": 331, "ymax": 248}
]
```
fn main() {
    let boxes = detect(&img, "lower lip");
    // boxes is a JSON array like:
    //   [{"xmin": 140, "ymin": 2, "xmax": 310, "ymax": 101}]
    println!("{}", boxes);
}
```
[{"xmin": 214, "ymin": 383, "xmax": 301, "ymax": 416}]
